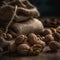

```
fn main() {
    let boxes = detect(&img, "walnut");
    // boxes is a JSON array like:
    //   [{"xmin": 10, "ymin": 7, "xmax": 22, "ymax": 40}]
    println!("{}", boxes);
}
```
[
  {"xmin": 48, "ymin": 41, "xmax": 60, "ymax": 51},
  {"xmin": 2, "ymin": 33, "xmax": 13, "ymax": 41},
  {"xmin": 27, "ymin": 33, "xmax": 38, "ymax": 45},
  {"xmin": 29, "ymin": 44, "xmax": 43, "ymax": 55},
  {"xmin": 15, "ymin": 34, "xmax": 27, "ymax": 45},
  {"xmin": 53, "ymin": 32, "xmax": 60, "ymax": 42},
  {"xmin": 8, "ymin": 42, "xmax": 17, "ymax": 53},
  {"xmin": 5, "ymin": 33, "xmax": 13, "ymax": 40},
  {"xmin": 28, "ymin": 33, "xmax": 46, "ymax": 46},
  {"xmin": 44, "ymin": 34, "xmax": 54, "ymax": 45},
  {"xmin": 43, "ymin": 29, "xmax": 52, "ymax": 36},
  {"xmin": 17, "ymin": 44, "xmax": 30, "ymax": 55}
]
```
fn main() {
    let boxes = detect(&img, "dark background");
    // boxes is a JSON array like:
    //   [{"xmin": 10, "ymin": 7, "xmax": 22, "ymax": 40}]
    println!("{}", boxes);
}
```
[
  {"xmin": 0, "ymin": 0, "xmax": 60, "ymax": 17},
  {"xmin": 29, "ymin": 0, "xmax": 60, "ymax": 17}
]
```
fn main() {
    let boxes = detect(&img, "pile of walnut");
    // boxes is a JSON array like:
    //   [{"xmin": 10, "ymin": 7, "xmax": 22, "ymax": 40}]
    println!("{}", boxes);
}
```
[
  {"xmin": 8, "ymin": 33, "xmax": 45, "ymax": 55},
  {"xmin": 8, "ymin": 26, "xmax": 60, "ymax": 55},
  {"xmin": 0, "ymin": 26, "xmax": 60, "ymax": 55}
]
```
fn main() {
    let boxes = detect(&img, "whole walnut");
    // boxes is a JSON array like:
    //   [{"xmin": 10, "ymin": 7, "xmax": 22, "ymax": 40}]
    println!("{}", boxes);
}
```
[
  {"xmin": 53, "ymin": 32, "xmax": 60, "ymax": 42},
  {"xmin": 17, "ymin": 44, "xmax": 30, "ymax": 55},
  {"xmin": 8, "ymin": 42, "xmax": 17, "ymax": 53},
  {"xmin": 15, "ymin": 34, "xmax": 27, "ymax": 45},
  {"xmin": 5, "ymin": 33, "xmax": 13, "ymax": 40},
  {"xmin": 43, "ymin": 29, "xmax": 52, "ymax": 36},
  {"xmin": 48, "ymin": 41, "xmax": 60, "ymax": 51},
  {"xmin": 27, "ymin": 33, "xmax": 38, "ymax": 45},
  {"xmin": 29, "ymin": 44, "xmax": 43, "ymax": 55},
  {"xmin": 44, "ymin": 34, "xmax": 54, "ymax": 45}
]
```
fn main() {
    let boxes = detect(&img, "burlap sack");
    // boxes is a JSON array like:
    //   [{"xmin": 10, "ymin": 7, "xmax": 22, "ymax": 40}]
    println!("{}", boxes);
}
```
[
  {"xmin": 10, "ymin": 18, "xmax": 44, "ymax": 35},
  {"xmin": 0, "ymin": 0, "xmax": 40, "ymax": 22}
]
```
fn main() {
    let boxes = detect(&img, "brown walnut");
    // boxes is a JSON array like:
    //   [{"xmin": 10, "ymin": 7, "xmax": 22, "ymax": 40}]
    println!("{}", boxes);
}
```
[
  {"xmin": 30, "ymin": 44, "xmax": 44, "ymax": 55},
  {"xmin": 48, "ymin": 41, "xmax": 60, "ymax": 51},
  {"xmin": 15, "ymin": 34, "xmax": 27, "ymax": 45},
  {"xmin": 17, "ymin": 44, "xmax": 30, "ymax": 55},
  {"xmin": 44, "ymin": 34, "xmax": 54, "ymax": 45}
]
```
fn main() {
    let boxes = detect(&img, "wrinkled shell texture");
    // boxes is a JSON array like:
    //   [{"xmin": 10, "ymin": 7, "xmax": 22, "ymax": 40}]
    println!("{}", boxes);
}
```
[
  {"xmin": 17, "ymin": 44, "xmax": 30, "ymax": 55},
  {"xmin": 15, "ymin": 34, "xmax": 27, "ymax": 44}
]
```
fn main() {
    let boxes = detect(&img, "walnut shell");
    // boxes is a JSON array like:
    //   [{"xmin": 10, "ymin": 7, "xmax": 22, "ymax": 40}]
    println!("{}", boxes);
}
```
[
  {"xmin": 15, "ymin": 34, "xmax": 27, "ymax": 45},
  {"xmin": 27, "ymin": 33, "xmax": 38, "ymax": 45},
  {"xmin": 17, "ymin": 44, "xmax": 30, "ymax": 55},
  {"xmin": 5, "ymin": 33, "xmax": 13, "ymax": 40},
  {"xmin": 44, "ymin": 34, "xmax": 54, "ymax": 45},
  {"xmin": 43, "ymin": 29, "xmax": 52, "ymax": 36},
  {"xmin": 53, "ymin": 32, "xmax": 60, "ymax": 42},
  {"xmin": 30, "ymin": 44, "xmax": 43, "ymax": 55},
  {"xmin": 28, "ymin": 33, "xmax": 46, "ymax": 47},
  {"xmin": 48, "ymin": 41, "xmax": 60, "ymax": 51}
]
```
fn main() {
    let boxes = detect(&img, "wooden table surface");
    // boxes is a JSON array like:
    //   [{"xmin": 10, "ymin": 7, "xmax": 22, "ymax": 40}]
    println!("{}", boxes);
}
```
[{"xmin": 0, "ymin": 47, "xmax": 60, "ymax": 60}]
